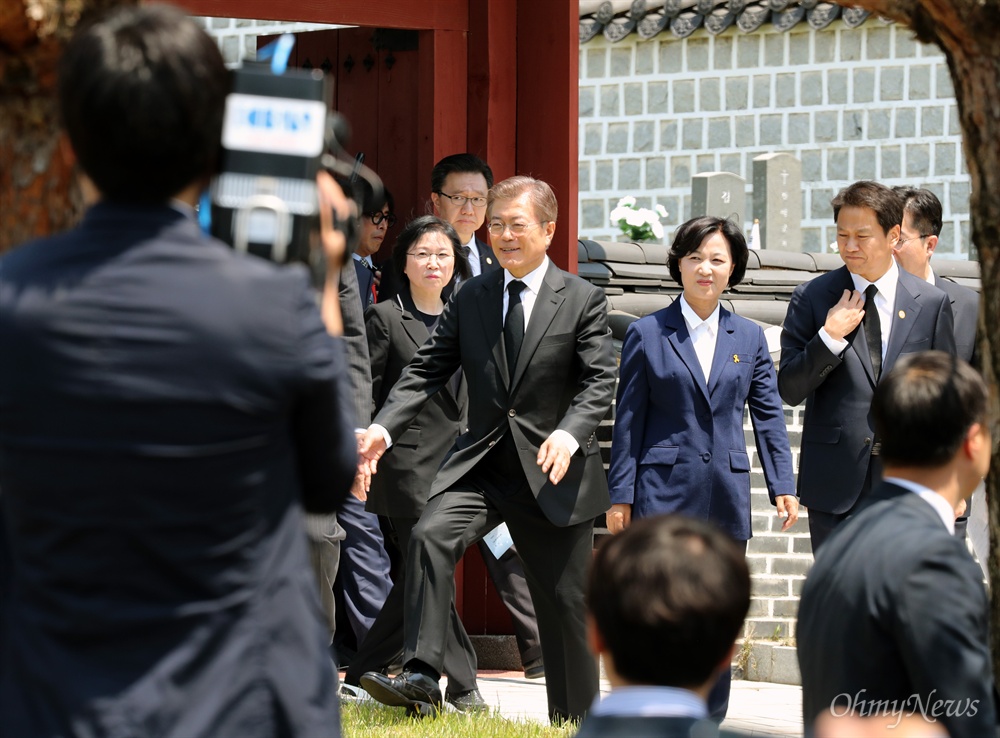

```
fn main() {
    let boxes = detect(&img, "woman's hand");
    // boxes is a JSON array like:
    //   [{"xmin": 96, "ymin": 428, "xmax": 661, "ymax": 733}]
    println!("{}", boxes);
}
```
[
  {"xmin": 606, "ymin": 503, "xmax": 632, "ymax": 534},
  {"xmin": 776, "ymin": 494, "xmax": 799, "ymax": 531}
]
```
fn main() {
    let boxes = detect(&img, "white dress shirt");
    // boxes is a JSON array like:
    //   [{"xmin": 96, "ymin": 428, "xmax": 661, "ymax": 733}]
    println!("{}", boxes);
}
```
[
  {"xmin": 883, "ymin": 476, "xmax": 956, "ymax": 534},
  {"xmin": 679, "ymin": 296, "xmax": 720, "ymax": 385},
  {"xmin": 462, "ymin": 235, "xmax": 482, "ymax": 278},
  {"xmin": 819, "ymin": 259, "xmax": 899, "ymax": 360}
]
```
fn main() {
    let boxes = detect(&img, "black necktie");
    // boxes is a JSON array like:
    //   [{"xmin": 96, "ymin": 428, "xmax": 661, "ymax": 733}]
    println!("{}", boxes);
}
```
[
  {"xmin": 504, "ymin": 280, "xmax": 525, "ymax": 374},
  {"xmin": 863, "ymin": 284, "xmax": 882, "ymax": 381}
]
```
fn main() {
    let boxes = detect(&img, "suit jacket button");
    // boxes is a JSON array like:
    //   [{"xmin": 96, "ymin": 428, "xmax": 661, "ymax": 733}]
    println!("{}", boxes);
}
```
[
  {"xmin": 488, "ymin": 440, "xmax": 496, "ymax": 448},
  {"xmin": 702, "ymin": 452, "xmax": 711, "ymax": 462},
  {"xmin": 508, "ymin": 409, "xmax": 516, "ymax": 417},
  {"xmin": 864, "ymin": 437, "xmax": 871, "ymax": 446}
]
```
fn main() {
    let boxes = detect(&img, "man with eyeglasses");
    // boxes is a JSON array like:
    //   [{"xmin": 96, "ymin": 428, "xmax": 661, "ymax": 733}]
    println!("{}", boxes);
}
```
[
  {"xmin": 893, "ymin": 186, "xmax": 981, "ymax": 543},
  {"xmin": 352, "ymin": 181, "xmax": 395, "ymax": 311},
  {"xmin": 431, "ymin": 154, "xmax": 499, "ymax": 280},
  {"xmin": 358, "ymin": 176, "xmax": 617, "ymax": 724}
]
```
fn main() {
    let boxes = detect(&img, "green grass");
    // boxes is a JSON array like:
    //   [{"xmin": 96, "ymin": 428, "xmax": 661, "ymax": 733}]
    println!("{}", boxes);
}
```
[{"xmin": 341, "ymin": 701, "xmax": 577, "ymax": 738}]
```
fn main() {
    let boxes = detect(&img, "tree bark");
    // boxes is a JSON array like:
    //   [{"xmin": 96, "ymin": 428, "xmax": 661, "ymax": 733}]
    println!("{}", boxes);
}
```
[
  {"xmin": 848, "ymin": 0, "xmax": 1000, "ymax": 685},
  {"xmin": 0, "ymin": 1, "xmax": 132, "ymax": 253}
]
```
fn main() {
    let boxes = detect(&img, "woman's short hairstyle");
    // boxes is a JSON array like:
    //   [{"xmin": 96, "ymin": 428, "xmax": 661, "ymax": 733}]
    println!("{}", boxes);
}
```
[
  {"xmin": 390, "ymin": 216, "xmax": 470, "ymax": 289},
  {"xmin": 667, "ymin": 216, "xmax": 749, "ymax": 288}
]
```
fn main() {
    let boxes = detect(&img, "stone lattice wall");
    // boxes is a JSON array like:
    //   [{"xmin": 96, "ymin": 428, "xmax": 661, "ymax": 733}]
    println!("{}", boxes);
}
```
[{"xmin": 578, "ymin": 23, "xmax": 972, "ymax": 258}]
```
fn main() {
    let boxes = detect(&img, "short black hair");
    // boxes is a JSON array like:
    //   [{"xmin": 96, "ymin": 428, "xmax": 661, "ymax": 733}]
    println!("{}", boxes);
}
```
[
  {"xmin": 390, "ymin": 215, "xmax": 470, "ymax": 289},
  {"xmin": 431, "ymin": 154, "xmax": 494, "ymax": 193},
  {"xmin": 831, "ymin": 181, "xmax": 904, "ymax": 236},
  {"xmin": 58, "ymin": 4, "xmax": 229, "ymax": 203},
  {"xmin": 893, "ymin": 187, "xmax": 943, "ymax": 237},
  {"xmin": 873, "ymin": 351, "xmax": 987, "ymax": 468},
  {"xmin": 356, "ymin": 178, "xmax": 394, "ymax": 217},
  {"xmin": 667, "ymin": 216, "xmax": 748, "ymax": 288},
  {"xmin": 588, "ymin": 515, "xmax": 750, "ymax": 688}
]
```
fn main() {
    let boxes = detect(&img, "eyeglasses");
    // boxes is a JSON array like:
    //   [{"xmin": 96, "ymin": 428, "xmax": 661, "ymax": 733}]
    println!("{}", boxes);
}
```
[
  {"xmin": 897, "ymin": 234, "xmax": 931, "ymax": 245},
  {"xmin": 436, "ymin": 191, "xmax": 488, "ymax": 208},
  {"xmin": 407, "ymin": 251, "xmax": 454, "ymax": 263},
  {"xmin": 487, "ymin": 221, "xmax": 547, "ymax": 238},
  {"xmin": 365, "ymin": 211, "xmax": 397, "ymax": 227}
]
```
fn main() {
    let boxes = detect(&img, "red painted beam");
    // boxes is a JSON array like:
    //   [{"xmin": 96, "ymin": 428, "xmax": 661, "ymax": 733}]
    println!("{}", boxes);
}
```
[
  {"xmin": 173, "ymin": 0, "xmax": 468, "ymax": 31},
  {"xmin": 515, "ymin": 0, "xmax": 579, "ymax": 273},
  {"xmin": 417, "ymin": 29, "xmax": 469, "ymax": 202}
]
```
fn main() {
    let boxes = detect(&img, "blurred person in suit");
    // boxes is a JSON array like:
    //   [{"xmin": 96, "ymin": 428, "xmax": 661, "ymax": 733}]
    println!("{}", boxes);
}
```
[
  {"xmin": 577, "ymin": 515, "xmax": 751, "ymax": 738},
  {"xmin": 607, "ymin": 215, "xmax": 797, "ymax": 720},
  {"xmin": 352, "ymin": 180, "xmax": 395, "ymax": 311},
  {"xmin": 0, "ymin": 6, "xmax": 357, "ymax": 735},
  {"xmin": 797, "ymin": 351, "xmax": 996, "ymax": 738},
  {"xmin": 778, "ymin": 181, "xmax": 956, "ymax": 552}
]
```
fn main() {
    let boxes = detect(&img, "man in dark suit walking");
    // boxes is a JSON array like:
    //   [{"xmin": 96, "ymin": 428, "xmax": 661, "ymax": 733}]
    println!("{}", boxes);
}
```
[
  {"xmin": 358, "ymin": 176, "xmax": 617, "ymax": 722},
  {"xmin": 577, "ymin": 515, "xmax": 750, "ymax": 738},
  {"xmin": 0, "ymin": 6, "xmax": 357, "ymax": 734},
  {"xmin": 797, "ymin": 351, "xmax": 996, "ymax": 738},
  {"xmin": 778, "ymin": 181, "xmax": 956, "ymax": 552}
]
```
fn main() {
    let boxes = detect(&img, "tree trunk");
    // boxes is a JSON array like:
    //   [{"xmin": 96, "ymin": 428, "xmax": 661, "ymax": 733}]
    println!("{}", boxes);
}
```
[
  {"xmin": 0, "ymin": 1, "xmax": 132, "ymax": 253},
  {"xmin": 848, "ymin": 0, "xmax": 1000, "ymax": 683}
]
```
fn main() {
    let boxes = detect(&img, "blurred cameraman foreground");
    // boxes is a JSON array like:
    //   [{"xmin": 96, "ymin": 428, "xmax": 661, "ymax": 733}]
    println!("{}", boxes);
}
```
[{"xmin": 0, "ymin": 5, "xmax": 356, "ymax": 736}]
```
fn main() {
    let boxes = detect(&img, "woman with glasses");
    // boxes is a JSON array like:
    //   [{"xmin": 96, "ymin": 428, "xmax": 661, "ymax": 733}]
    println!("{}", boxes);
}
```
[{"xmin": 343, "ymin": 217, "xmax": 485, "ymax": 711}]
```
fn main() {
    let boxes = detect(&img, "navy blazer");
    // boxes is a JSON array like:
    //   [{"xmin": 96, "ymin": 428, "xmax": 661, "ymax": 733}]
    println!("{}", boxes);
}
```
[
  {"xmin": 934, "ymin": 273, "xmax": 978, "ymax": 365},
  {"xmin": 779, "ymin": 266, "xmax": 956, "ymax": 514},
  {"xmin": 798, "ymin": 482, "xmax": 996, "ymax": 738},
  {"xmin": 609, "ymin": 300, "xmax": 794, "ymax": 541},
  {"xmin": 0, "ymin": 203, "xmax": 356, "ymax": 736}
]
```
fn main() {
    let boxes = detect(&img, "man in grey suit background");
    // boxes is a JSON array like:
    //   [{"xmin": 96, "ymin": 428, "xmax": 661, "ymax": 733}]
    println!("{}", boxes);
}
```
[
  {"xmin": 893, "ymin": 186, "xmax": 981, "ymax": 541},
  {"xmin": 797, "ymin": 351, "xmax": 996, "ymax": 738},
  {"xmin": 357, "ymin": 176, "xmax": 617, "ymax": 722},
  {"xmin": 778, "ymin": 180, "xmax": 956, "ymax": 552}
]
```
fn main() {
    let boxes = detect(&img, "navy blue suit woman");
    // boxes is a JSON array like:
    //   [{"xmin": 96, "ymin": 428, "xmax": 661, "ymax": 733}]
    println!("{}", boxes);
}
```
[{"xmin": 608, "ymin": 216, "xmax": 798, "ymax": 719}]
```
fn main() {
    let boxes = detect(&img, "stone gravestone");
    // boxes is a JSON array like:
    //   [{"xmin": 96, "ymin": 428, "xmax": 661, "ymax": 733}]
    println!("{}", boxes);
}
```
[
  {"xmin": 752, "ymin": 153, "xmax": 802, "ymax": 252},
  {"xmin": 691, "ymin": 172, "xmax": 746, "ymax": 225}
]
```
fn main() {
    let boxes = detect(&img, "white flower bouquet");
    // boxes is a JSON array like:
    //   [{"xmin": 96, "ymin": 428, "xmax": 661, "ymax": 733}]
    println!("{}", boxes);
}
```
[{"xmin": 609, "ymin": 196, "xmax": 668, "ymax": 242}]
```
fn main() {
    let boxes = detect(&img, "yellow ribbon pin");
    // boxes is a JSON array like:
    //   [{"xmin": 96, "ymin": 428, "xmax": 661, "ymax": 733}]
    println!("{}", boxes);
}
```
[{"xmin": 733, "ymin": 354, "xmax": 740, "ymax": 363}]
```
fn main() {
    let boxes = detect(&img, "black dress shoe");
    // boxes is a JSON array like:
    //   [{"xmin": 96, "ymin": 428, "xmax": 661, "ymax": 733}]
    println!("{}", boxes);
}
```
[
  {"xmin": 523, "ymin": 657, "xmax": 545, "ymax": 680},
  {"xmin": 360, "ymin": 670, "xmax": 442, "ymax": 715},
  {"xmin": 445, "ymin": 688, "xmax": 488, "ymax": 714}
]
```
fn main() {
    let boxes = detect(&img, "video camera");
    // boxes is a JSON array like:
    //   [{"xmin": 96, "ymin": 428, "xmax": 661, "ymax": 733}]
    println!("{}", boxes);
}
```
[{"xmin": 210, "ymin": 35, "xmax": 382, "ymax": 267}]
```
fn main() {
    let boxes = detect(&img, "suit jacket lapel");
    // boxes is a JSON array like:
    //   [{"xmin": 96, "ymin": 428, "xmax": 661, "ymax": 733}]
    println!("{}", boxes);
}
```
[
  {"xmin": 476, "ymin": 235, "xmax": 497, "ymax": 272},
  {"xmin": 884, "ymin": 276, "xmax": 921, "ymax": 374},
  {"xmin": 510, "ymin": 262, "xmax": 565, "ymax": 393},
  {"xmin": 476, "ymin": 271, "xmax": 509, "ymax": 388},
  {"xmin": 707, "ymin": 308, "xmax": 737, "ymax": 397},
  {"xmin": 664, "ymin": 300, "xmax": 710, "ymax": 404}
]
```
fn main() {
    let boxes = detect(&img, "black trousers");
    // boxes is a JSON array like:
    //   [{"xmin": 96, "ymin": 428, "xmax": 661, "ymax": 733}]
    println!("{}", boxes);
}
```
[
  {"xmin": 404, "ymin": 437, "xmax": 598, "ymax": 722},
  {"xmin": 345, "ymin": 516, "xmax": 477, "ymax": 692},
  {"xmin": 808, "ymin": 455, "xmax": 881, "ymax": 554}
]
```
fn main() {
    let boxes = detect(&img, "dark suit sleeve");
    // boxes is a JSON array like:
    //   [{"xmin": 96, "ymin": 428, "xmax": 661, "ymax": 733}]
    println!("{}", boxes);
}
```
[
  {"xmin": 747, "ymin": 325, "xmax": 796, "ymax": 502},
  {"xmin": 365, "ymin": 305, "xmax": 391, "ymax": 414},
  {"xmin": 607, "ymin": 321, "xmax": 649, "ymax": 504},
  {"xmin": 373, "ymin": 288, "xmax": 463, "ymax": 440},
  {"xmin": 893, "ymin": 540, "xmax": 995, "ymax": 738},
  {"xmin": 555, "ymin": 285, "xmax": 617, "ymax": 449},
  {"xmin": 290, "ymin": 285, "xmax": 357, "ymax": 514},
  {"xmin": 339, "ymin": 264, "xmax": 373, "ymax": 426},
  {"xmin": 928, "ymin": 291, "xmax": 957, "ymax": 356},
  {"xmin": 778, "ymin": 284, "xmax": 843, "ymax": 406}
]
